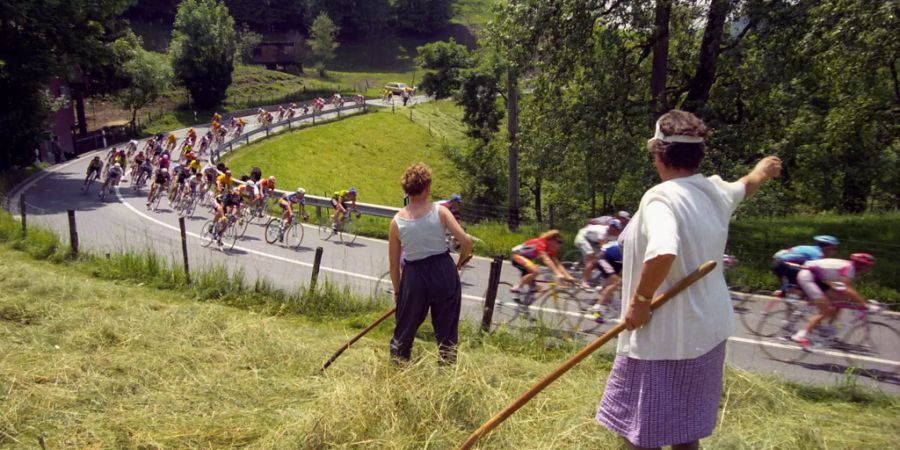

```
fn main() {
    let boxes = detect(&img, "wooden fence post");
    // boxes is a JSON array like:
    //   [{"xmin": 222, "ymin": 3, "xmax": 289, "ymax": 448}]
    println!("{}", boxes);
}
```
[
  {"xmin": 19, "ymin": 195, "xmax": 26, "ymax": 237},
  {"xmin": 481, "ymin": 256, "xmax": 504, "ymax": 333},
  {"xmin": 179, "ymin": 217, "xmax": 190, "ymax": 284},
  {"xmin": 310, "ymin": 246, "xmax": 324, "ymax": 290},
  {"xmin": 67, "ymin": 210, "xmax": 78, "ymax": 256}
]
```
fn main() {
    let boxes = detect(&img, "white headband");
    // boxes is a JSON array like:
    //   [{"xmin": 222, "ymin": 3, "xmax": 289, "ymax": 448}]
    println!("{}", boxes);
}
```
[{"xmin": 653, "ymin": 120, "xmax": 705, "ymax": 144}]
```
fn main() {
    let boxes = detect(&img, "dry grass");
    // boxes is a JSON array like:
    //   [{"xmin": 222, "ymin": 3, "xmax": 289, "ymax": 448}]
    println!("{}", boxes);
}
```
[{"xmin": 1, "ymin": 243, "xmax": 898, "ymax": 449}]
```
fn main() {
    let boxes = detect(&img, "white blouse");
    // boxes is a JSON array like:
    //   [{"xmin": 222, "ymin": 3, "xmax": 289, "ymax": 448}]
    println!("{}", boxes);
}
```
[{"xmin": 617, "ymin": 174, "xmax": 745, "ymax": 360}]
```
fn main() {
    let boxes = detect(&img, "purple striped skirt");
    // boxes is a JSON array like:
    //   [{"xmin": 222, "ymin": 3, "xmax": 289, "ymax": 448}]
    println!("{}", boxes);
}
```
[{"xmin": 596, "ymin": 340, "xmax": 726, "ymax": 448}]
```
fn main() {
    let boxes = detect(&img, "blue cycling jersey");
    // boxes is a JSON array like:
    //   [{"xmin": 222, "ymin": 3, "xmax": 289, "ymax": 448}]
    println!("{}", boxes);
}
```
[{"xmin": 774, "ymin": 245, "xmax": 823, "ymax": 263}]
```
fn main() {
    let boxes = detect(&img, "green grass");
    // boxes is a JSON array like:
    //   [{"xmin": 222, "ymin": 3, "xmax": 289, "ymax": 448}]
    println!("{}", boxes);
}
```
[
  {"xmin": 453, "ymin": 0, "xmax": 500, "ymax": 27},
  {"xmin": 223, "ymin": 108, "xmax": 464, "ymax": 206},
  {"xmin": 2, "ymin": 215, "xmax": 899, "ymax": 449}
]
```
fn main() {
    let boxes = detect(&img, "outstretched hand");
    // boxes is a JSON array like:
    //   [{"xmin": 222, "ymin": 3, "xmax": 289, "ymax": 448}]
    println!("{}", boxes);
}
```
[{"xmin": 754, "ymin": 156, "xmax": 782, "ymax": 180}]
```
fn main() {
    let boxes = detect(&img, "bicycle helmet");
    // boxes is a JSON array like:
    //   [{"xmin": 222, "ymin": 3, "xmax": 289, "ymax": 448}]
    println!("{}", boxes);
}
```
[
  {"xmin": 617, "ymin": 210, "xmax": 631, "ymax": 220},
  {"xmin": 850, "ymin": 253, "xmax": 875, "ymax": 267},
  {"xmin": 589, "ymin": 215, "xmax": 612, "ymax": 226},
  {"xmin": 296, "ymin": 187, "xmax": 305, "ymax": 195},
  {"xmin": 348, "ymin": 187, "xmax": 357, "ymax": 195},
  {"xmin": 608, "ymin": 219, "xmax": 623, "ymax": 231},
  {"xmin": 269, "ymin": 176, "xmax": 276, "ymax": 182},
  {"xmin": 813, "ymin": 235, "xmax": 839, "ymax": 247},
  {"xmin": 450, "ymin": 193, "xmax": 462, "ymax": 202}
]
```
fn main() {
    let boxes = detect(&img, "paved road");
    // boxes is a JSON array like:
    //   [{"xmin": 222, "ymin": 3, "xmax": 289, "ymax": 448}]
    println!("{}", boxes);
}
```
[{"xmin": 10, "ymin": 100, "xmax": 900, "ymax": 394}]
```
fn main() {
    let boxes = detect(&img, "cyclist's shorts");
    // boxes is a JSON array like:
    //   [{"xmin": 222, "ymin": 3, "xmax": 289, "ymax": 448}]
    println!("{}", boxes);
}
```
[
  {"xmin": 278, "ymin": 199, "xmax": 292, "ymax": 210},
  {"xmin": 331, "ymin": 198, "xmax": 348, "ymax": 209},
  {"xmin": 597, "ymin": 257, "xmax": 620, "ymax": 277},
  {"xmin": 204, "ymin": 172, "xmax": 216, "ymax": 184},
  {"xmin": 796, "ymin": 269, "xmax": 832, "ymax": 301},
  {"xmin": 511, "ymin": 254, "xmax": 538, "ymax": 276},
  {"xmin": 771, "ymin": 260, "xmax": 801, "ymax": 286},
  {"xmin": 574, "ymin": 237, "xmax": 601, "ymax": 257}
]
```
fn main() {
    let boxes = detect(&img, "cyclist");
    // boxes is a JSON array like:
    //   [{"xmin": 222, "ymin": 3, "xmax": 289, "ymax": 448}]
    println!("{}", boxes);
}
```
[
  {"xmin": 259, "ymin": 176, "xmax": 277, "ymax": 199},
  {"xmin": 588, "ymin": 210, "xmax": 631, "ymax": 228},
  {"xmin": 179, "ymin": 168, "xmax": 202, "ymax": 206},
  {"xmin": 211, "ymin": 187, "xmax": 243, "ymax": 245},
  {"xmin": 591, "ymin": 241, "xmax": 624, "ymax": 322},
  {"xmin": 237, "ymin": 176, "xmax": 259, "ymax": 210},
  {"xmin": 573, "ymin": 218, "xmax": 623, "ymax": 289},
  {"xmin": 125, "ymin": 139, "xmax": 138, "ymax": 157},
  {"xmin": 169, "ymin": 163, "xmax": 191, "ymax": 204},
  {"xmin": 331, "ymin": 187, "xmax": 358, "ymax": 232},
  {"xmin": 278, "ymin": 188, "xmax": 309, "ymax": 235},
  {"xmin": 157, "ymin": 152, "xmax": 171, "ymax": 171},
  {"xmin": 126, "ymin": 150, "xmax": 146, "ymax": 182},
  {"xmin": 791, "ymin": 253, "xmax": 877, "ymax": 348},
  {"xmin": 198, "ymin": 133, "xmax": 211, "ymax": 155},
  {"xmin": 510, "ymin": 230, "xmax": 575, "ymax": 299},
  {"xmin": 83, "ymin": 156, "xmax": 104, "ymax": 190},
  {"xmin": 165, "ymin": 133, "xmax": 177, "ymax": 152},
  {"xmin": 771, "ymin": 235, "xmax": 839, "ymax": 294},
  {"xmin": 146, "ymin": 168, "xmax": 171, "ymax": 209},
  {"xmin": 135, "ymin": 157, "xmax": 153, "ymax": 187},
  {"xmin": 100, "ymin": 163, "xmax": 124, "ymax": 197},
  {"xmin": 216, "ymin": 169, "xmax": 233, "ymax": 194},
  {"xmin": 438, "ymin": 193, "xmax": 462, "ymax": 221}
]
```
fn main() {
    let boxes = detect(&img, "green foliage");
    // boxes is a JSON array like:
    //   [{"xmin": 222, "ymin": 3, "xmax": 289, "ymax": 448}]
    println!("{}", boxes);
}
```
[
  {"xmin": 309, "ymin": 12, "xmax": 340, "ymax": 75},
  {"xmin": 455, "ymin": 59, "xmax": 503, "ymax": 143},
  {"xmin": 170, "ymin": 0, "xmax": 237, "ymax": 109},
  {"xmin": 396, "ymin": 0, "xmax": 454, "ymax": 34},
  {"xmin": 416, "ymin": 39, "xmax": 473, "ymax": 99},
  {"xmin": 235, "ymin": 23, "xmax": 263, "ymax": 65},
  {"xmin": 113, "ymin": 33, "xmax": 173, "ymax": 128},
  {"xmin": 0, "ymin": 0, "xmax": 131, "ymax": 170},
  {"xmin": 313, "ymin": 0, "xmax": 391, "ymax": 36}
]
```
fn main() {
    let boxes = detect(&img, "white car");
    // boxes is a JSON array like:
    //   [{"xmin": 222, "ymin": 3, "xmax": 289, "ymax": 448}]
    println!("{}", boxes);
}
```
[{"xmin": 384, "ymin": 82, "xmax": 415, "ymax": 95}]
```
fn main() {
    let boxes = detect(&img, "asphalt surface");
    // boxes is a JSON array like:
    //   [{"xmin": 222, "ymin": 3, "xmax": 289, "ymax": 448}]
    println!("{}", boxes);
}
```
[{"xmin": 10, "ymin": 99, "xmax": 900, "ymax": 394}]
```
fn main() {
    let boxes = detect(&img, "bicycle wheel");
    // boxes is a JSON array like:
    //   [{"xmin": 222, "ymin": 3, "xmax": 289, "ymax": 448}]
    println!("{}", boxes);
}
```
[
  {"xmin": 236, "ymin": 211, "xmax": 250, "ymax": 238},
  {"xmin": 225, "ymin": 222, "xmax": 239, "ymax": 251},
  {"xmin": 284, "ymin": 222, "xmax": 304, "ymax": 249},
  {"xmin": 754, "ymin": 303, "xmax": 809, "ymax": 363},
  {"xmin": 374, "ymin": 271, "xmax": 394, "ymax": 302},
  {"xmin": 200, "ymin": 220, "xmax": 216, "ymax": 248},
  {"xmin": 264, "ymin": 219, "xmax": 281, "ymax": 244},
  {"xmin": 152, "ymin": 189, "xmax": 164, "ymax": 211},
  {"xmin": 533, "ymin": 289, "xmax": 572, "ymax": 334},
  {"xmin": 491, "ymin": 282, "xmax": 537, "ymax": 332},
  {"xmin": 318, "ymin": 220, "xmax": 335, "ymax": 241},
  {"xmin": 340, "ymin": 217, "xmax": 358, "ymax": 245},
  {"xmin": 735, "ymin": 291, "xmax": 777, "ymax": 336},
  {"xmin": 838, "ymin": 321, "xmax": 900, "ymax": 376}
]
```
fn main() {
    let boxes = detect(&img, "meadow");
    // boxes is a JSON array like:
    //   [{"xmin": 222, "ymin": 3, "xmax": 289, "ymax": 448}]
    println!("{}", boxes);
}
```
[{"xmin": 1, "ymin": 211, "xmax": 898, "ymax": 449}]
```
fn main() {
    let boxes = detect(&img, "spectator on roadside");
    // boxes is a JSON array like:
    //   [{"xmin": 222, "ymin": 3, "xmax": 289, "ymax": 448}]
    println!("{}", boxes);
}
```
[
  {"xmin": 595, "ymin": 110, "xmax": 781, "ymax": 450},
  {"xmin": 388, "ymin": 163, "xmax": 472, "ymax": 364},
  {"xmin": 401, "ymin": 89, "xmax": 410, "ymax": 106}
]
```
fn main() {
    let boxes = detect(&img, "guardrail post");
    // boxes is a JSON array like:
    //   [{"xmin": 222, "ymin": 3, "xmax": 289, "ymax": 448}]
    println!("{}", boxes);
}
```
[
  {"xmin": 312, "ymin": 110, "xmax": 316, "ymax": 124},
  {"xmin": 19, "ymin": 195, "xmax": 26, "ymax": 237},
  {"xmin": 288, "ymin": 120, "xmax": 292, "ymax": 132},
  {"xmin": 265, "ymin": 125, "xmax": 269, "ymax": 137},
  {"xmin": 392, "ymin": 101, "xmax": 395, "ymax": 114},
  {"xmin": 67, "ymin": 210, "xmax": 78, "ymax": 256},
  {"xmin": 481, "ymin": 255, "xmax": 504, "ymax": 333},
  {"xmin": 310, "ymin": 246, "xmax": 324, "ymax": 290},
  {"xmin": 316, "ymin": 205, "xmax": 322, "ymax": 221},
  {"xmin": 179, "ymin": 217, "xmax": 190, "ymax": 284}
]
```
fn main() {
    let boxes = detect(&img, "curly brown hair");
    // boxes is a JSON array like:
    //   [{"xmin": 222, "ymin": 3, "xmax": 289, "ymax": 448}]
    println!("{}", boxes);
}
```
[
  {"xmin": 401, "ymin": 163, "xmax": 432, "ymax": 196},
  {"xmin": 649, "ymin": 110, "xmax": 709, "ymax": 171}
]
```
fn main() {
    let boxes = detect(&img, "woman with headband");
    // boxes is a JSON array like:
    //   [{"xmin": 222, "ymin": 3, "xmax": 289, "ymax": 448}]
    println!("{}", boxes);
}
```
[{"xmin": 595, "ymin": 110, "xmax": 781, "ymax": 450}]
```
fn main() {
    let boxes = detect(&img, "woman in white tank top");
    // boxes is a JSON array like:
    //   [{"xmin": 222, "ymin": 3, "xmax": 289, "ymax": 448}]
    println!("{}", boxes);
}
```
[{"xmin": 387, "ymin": 163, "xmax": 472, "ymax": 363}]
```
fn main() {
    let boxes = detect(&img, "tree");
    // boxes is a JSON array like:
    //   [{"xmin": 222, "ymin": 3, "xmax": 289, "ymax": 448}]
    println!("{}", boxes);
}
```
[
  {"xmin": 235, "ymin": 23, "xmax": 263, "ymax": 65},
  {"xmin": 0, "ymin": 0, "xmax": 131, "ymax": 170},
  {"xmin": 309, "ymin": 12, "xmax": 339, "ymax": 76},
  {"xmin": 312, "ymin": 0, "xmax": 390, "ymax": 36},
  {"xmin": 396, "ymin": 0, "xmax": 454, "ymax": 34},
  {"xmin": 416, "ymin": 39, "xmax": 473, "ymax": 99},
  {"xmin": 170, "ymin": 0, "xmax": 237, "ymax": 109},
  {"xmin": 112, "ymin": 34, "xmax": 172, "ymax": 130}
]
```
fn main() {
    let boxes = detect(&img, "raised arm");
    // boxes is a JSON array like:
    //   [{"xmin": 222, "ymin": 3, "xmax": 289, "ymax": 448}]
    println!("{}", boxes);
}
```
[{"xmin": 740, "ymin": 156, "xmax": 782, "ymax": 198}]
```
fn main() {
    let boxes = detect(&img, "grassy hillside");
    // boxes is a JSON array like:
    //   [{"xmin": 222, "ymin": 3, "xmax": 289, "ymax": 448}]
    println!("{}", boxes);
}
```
[
  {"xmin": 223, "ymin": 106, "xmax": 465, "ymax": 206},
  {"xmin": 1, "ymin": 216, "xmax": 899, "ymax": 449}
]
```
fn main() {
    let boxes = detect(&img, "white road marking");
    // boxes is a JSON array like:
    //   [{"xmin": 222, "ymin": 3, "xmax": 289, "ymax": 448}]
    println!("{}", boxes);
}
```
[{"xmin": 728, "ymin": 336, "xmax": 899, "ymax": 366}]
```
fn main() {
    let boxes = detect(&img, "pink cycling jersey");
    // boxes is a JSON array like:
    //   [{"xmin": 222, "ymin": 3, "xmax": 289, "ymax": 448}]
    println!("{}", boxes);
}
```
[{"xmin": 802, "ymin": 258, "xmax": 855, "ymax": 281}]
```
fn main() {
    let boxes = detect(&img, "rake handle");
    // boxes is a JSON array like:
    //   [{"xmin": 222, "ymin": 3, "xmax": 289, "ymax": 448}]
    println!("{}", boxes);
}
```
[
  {"xmin": 459, "ymin": 260, "xmax": 717, "ymax": 450},
  {"xmin": 320, "ymin": 307, "xmax": 396, "ymax": 372}
]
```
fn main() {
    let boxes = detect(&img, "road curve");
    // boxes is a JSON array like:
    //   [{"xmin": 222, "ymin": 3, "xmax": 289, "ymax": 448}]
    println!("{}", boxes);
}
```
[{"xmin": 9, "ymin": 100, "xmax": 900, "ymax": 394}]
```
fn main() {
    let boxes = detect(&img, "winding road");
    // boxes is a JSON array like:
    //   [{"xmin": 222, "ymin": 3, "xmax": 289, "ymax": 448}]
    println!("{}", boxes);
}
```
[{"xmin": 9, "ymin": 99, "xmax": 900, "ymax": 394}]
